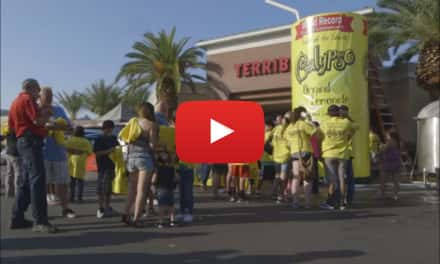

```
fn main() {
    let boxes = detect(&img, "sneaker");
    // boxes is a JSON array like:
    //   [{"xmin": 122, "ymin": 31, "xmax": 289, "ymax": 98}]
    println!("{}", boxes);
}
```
[
  {"xmin": 183, "ymin": 214, "xmax": 193, "ymax": 223},
  {"xmin": 157, "ymin": 223, "xmax": 164, "ymax": 229},
  {"xmin": 96, "ymin": 208, "xmax": 105, "ymax": 219},
  {"xmin": 276, "ymin": 196, "xmax": 283, "ymax": 204},
  {"xmin": 10, "ymin": 219, "xmax": 33, "ymax": 229},
  {"xmin": 292, "ymin": 202, "xmax": 301, "ymax": 209},
  {"xmin": 153, "ymin": 199, "xmax": 159, "ymax": 206},
  {"xmin": 62, "ymin": 208, "xmax": 77, "ymax": 219},
  {"xmin": 175, "ymin": 214, "xmax": 184, "ymax": 222},
  {"xmin": 340, "ymin": 204, "xmax": 347, "ymax": 211},
  {"xmin": 229, "ymin": 196, "xmax": 236, "ymax": 203},
  {"xmin": 236, "ymin": 198, "xmax": 243, "ymax": 204},
  {"xmin": 47, "ymin": 196, "xmax": 60, "ymax": 206},
  {"xmin": 169, "ymin": 221, "xmax": 176, "ymax": 227},
  {"xmin": 320, "ymin": 203, "xmax": 335, "ymax": 210},
  {"xmin": 32, "ymin": 223, "xmax": 58, "ymax": 234},
  {"xmin": 103, "ymin": 207, "xmax": 114, "ymax": 217}
]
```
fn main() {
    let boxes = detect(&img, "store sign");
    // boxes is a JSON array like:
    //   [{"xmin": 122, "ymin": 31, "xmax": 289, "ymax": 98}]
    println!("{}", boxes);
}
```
[{"xmin": 234, "ymin": 57, "xmax": 290, "ymax": 78}]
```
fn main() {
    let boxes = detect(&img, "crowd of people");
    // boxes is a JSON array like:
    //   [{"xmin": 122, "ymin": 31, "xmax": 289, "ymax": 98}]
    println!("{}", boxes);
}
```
[{"xmin": 3, "ymin": 78, "xmax": 403, "ymax": 234}]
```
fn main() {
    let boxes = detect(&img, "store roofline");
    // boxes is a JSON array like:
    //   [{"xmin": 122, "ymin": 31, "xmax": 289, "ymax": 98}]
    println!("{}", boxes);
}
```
[{"xmin": 196, "ymin": 7, "xmax": 374, "ymax": 49}]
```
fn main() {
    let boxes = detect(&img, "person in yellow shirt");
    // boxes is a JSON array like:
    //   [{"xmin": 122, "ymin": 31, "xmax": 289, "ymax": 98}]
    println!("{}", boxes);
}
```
[
  {"xmin": 284, "ymin": 107, "xmax": 317, "ymax": 208},
  {"xmin": 65, "ymin": 126, "xmax": 92, "ymax": 203},
  {"xmin": 228, "ymin": 162, "xmax": 250, "ymax": 203},
  {"xmin": 258, "ymin": 120, "xmax": 275, "ymax": 197},
  {"xmin": 369, "ymin": 128, "xmax": 381, "ymax": 179},
  {"xmin": 270, "ymin": 113, "xmax": 291, "ymax": 203},
  {"xmin": 339, "ymin": 105, "xmax": 356, "ymax": 207},
  {"xmin": 320, "ymin": 105, "xmax": 357, "ymax": 210}
]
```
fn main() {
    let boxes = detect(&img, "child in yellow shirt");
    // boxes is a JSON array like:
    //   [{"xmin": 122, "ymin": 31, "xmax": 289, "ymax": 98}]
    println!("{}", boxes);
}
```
[{"xmin": 65, "ymin": 126, "xmax": 92, "ymax": 203}]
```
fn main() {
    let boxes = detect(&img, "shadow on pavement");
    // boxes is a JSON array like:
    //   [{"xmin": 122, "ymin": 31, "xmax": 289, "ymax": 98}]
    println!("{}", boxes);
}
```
[
  {"xmin": 1, "ymin": 231, "xmax": 208, "ymax": 251},
  {"xmin": 2, "ymin": 249, "xmax": 366, "ymax": 264},
  {"xmin": 192, "ymin": 204, "xmax": 396, "ymax": 226}
]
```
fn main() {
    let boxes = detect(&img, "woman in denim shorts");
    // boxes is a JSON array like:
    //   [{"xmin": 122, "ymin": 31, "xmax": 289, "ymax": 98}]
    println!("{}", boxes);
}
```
[
  {"xmin": 284, "ymin": 107, "xmax": 318, "ymax": 209},
  {"xmin": 123, "ymin": 102, "xmax": 158, "ymax": 227}
]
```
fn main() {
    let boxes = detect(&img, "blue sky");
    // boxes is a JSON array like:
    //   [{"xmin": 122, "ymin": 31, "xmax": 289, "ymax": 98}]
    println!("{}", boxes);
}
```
[{"xmin": 1, "ymin": 0, "xmax": 377, "ymax": 111}]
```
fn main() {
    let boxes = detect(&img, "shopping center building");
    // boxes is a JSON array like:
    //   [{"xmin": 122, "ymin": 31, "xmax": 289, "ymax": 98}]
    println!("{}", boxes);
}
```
[{"xmin": 184, "ymin": 16, "xmax": 432, "ymax": 150}]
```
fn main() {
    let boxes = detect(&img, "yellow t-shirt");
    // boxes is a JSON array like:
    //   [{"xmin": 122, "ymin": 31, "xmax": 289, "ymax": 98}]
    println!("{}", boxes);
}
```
[
  {"xmin": 321, "ymin": 117, "xmax": 357, "ymax": 159},
  {"xmin": 1, "ymin": 122, "xmax": 9, "ymax": 136},
  {"xmin": 261, "ymin": 130, "xmax": 273, "ymax": 162},
  {"xmin": 249, "ymin": 162, "xmax": 259, "ymax": 179},
  {"xmin": 65, "ymin": 136, "xmax": 93, "ymax": 179},
  {"xmin": 48, "ymin": 117, "xmax": 68, "ymax": 146},
  {"xmin": 271, "ymin": 125, "xmax": 290, "ymax": 163},
  {"xmin": 284, "ymin": 120, "xmax": 316, "ymax": 155},
  {"xmin": 369, "ymin": 131, "xmax": 381, "ymax": 154}
]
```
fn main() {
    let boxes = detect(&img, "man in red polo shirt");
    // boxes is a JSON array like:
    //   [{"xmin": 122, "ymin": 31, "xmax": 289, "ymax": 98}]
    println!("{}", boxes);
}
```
[{"xmin": 9, "ymin": 78, "xmax": 57, "ymax": 233}]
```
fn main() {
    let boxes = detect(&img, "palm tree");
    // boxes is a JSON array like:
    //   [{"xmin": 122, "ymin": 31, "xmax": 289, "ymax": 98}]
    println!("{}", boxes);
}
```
[
  {"xmin": 83, "ymin": 80, "xmax": 122, "ymax": 116},
  {"xmin": 369, "ymin": 0, "xmax": 440, "ymax": 99},
  {"xmin": 56, "ymin": 91, "xmax": 83, "ymax": 120},
  {"xmin": 117, "ymin": 27, "xmax": 217, "ymax": 118}
]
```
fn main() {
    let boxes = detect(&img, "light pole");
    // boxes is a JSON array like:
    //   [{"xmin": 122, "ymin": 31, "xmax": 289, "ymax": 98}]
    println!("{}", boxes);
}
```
[{"xmin": 265, "ymin": 0, "xmax": 300, "ymax": 21}]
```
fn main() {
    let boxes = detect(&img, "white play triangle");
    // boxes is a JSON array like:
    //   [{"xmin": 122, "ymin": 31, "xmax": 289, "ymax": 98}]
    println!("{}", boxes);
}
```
[{"xmin": 210, "ymin": 118, "xmax": 234, "ymax": 144}]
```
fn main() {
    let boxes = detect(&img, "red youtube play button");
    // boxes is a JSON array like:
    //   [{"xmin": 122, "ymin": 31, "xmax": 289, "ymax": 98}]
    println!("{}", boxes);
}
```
[{"xmin": 176, "ymin": 101, "xmax": 264, "ymax": 163}]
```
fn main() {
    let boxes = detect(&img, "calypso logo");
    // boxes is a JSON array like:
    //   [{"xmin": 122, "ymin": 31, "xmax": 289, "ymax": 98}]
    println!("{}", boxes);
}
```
[{"xmin": 295, "ymin": 45, "xmax": 356, "ymax": 84}]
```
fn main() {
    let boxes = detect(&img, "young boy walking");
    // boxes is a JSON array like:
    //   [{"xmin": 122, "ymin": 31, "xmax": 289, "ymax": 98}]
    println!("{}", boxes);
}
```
[
  {"xmin": 94, "ymin": 120, "xmax": 119, "ymax": 218},
  {"xmin": 156, "ymin": 151, "xmax": 177, "ymax": 228}
]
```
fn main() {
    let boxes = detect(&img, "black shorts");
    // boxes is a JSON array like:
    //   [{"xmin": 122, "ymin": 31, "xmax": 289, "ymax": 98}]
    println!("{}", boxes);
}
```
[
  {"xmin": 211, "ymin": 164, "xmax": 228, "ymax": 175},
  {"xmin": 97, "ymin": 169, "xmax": 115, "ymax": 195},
  {"xmin": 157, "ymin": 188, "xmax": 175, "ymax": 207},
  {"xmin": 260, "ymin": 162, "xmax": 276, "ymax": 180}
]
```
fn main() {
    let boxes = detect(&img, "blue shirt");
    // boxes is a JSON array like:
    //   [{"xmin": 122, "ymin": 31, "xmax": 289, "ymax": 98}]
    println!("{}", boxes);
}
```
[{"xmin": 43, "ymin": 105, "xmax": 70, "ymax": 161}]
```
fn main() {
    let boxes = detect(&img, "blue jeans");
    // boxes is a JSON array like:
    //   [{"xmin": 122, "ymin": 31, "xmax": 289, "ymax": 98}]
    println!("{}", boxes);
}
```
[
  {"xmin": 199, "ymin": 164, "xmax": 211, "ymax": 186},
  {"xmin": 12, "ymin": 133, "xmax": 49, "ymax": 225},
  {"xmin": 178, "ymin": 165, "xmax": 194, "ymax": 214},
  {"xmin": 346, "ymin": 159, "xmax": 355, "ymax": 205},
  {"xmin": 333, "ymin": 158, "xmax": 355, "ymax": 205}
]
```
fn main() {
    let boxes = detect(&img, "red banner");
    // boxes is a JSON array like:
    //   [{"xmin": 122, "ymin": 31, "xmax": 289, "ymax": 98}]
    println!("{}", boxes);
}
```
[{"xmin": 295, "ymin": 14, "xmax": 354, "ymax": 40}]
